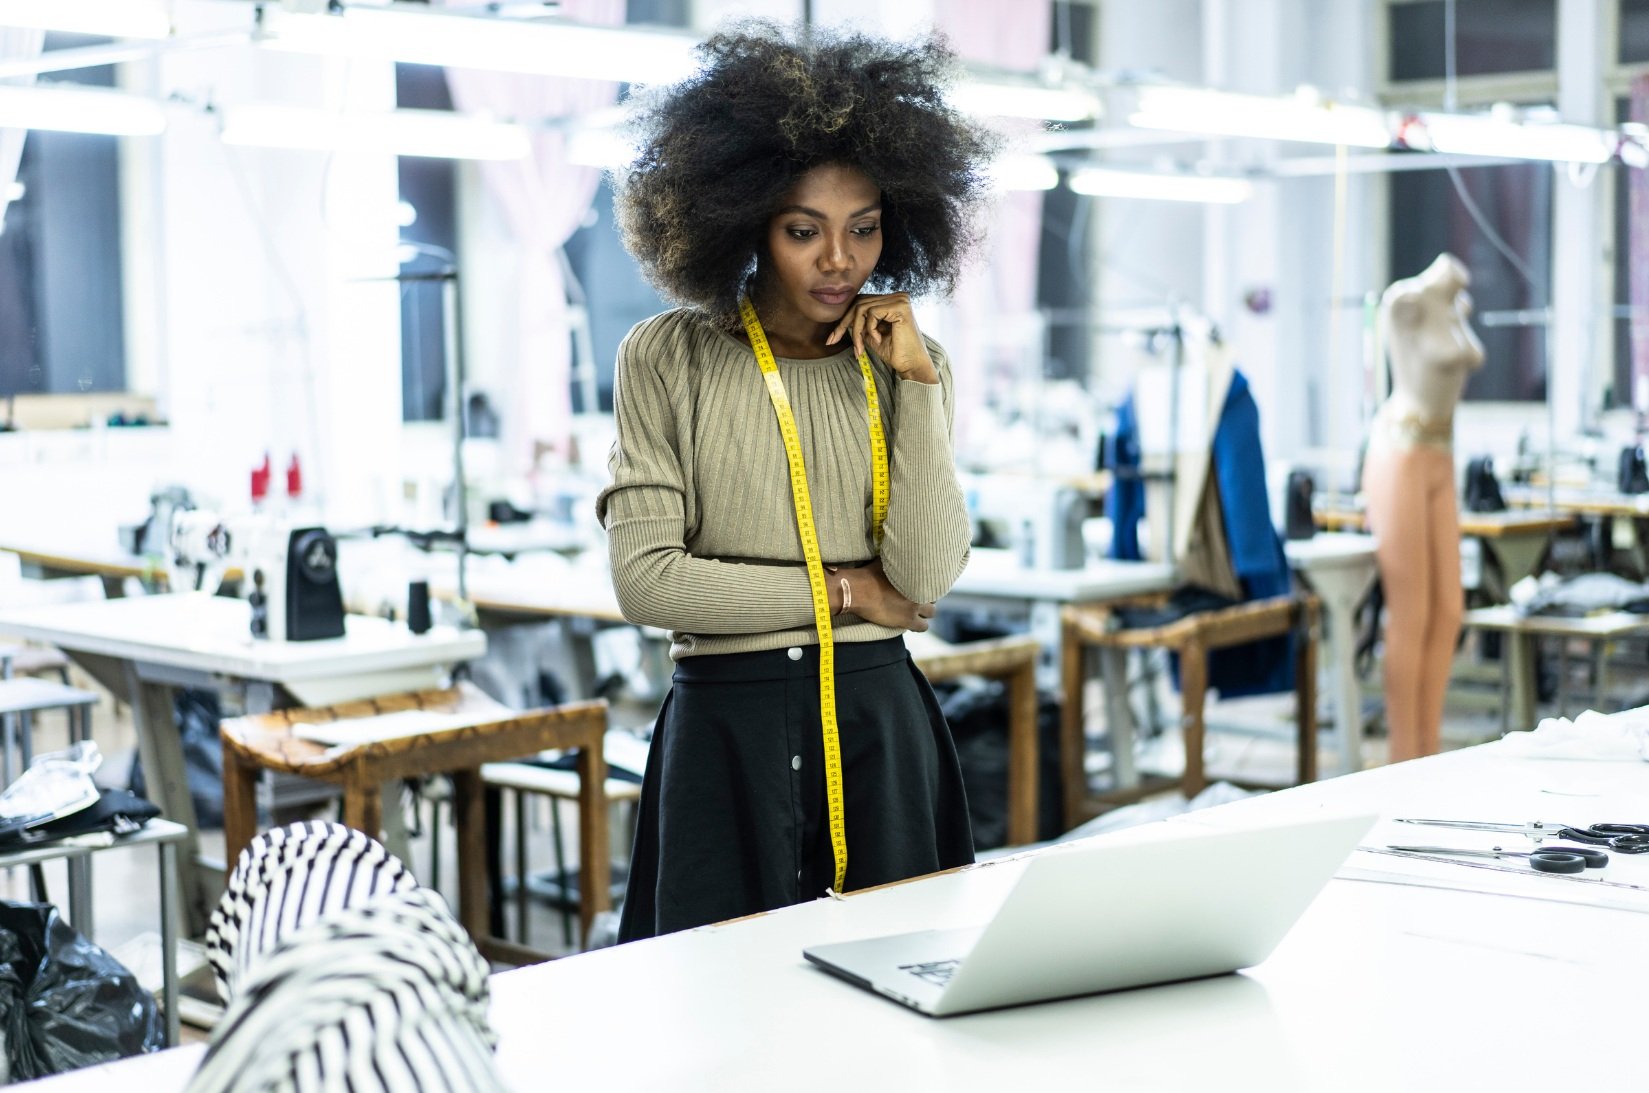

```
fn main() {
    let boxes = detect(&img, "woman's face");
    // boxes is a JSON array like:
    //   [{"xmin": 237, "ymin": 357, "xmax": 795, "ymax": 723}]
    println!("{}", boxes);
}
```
[{"xmin": 756, "ymin": 163, "xmax": 883, "ymax": 334}]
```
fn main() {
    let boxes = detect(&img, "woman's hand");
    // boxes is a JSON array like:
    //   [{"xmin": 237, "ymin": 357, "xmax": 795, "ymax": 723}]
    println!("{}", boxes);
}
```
[
  {"xmin": 826, "ymin": 292, "xmax": 939, "ymax": 385},
  {"xmin": 833, "ymin": 559, "xmax": 936, "ymax": 632}
]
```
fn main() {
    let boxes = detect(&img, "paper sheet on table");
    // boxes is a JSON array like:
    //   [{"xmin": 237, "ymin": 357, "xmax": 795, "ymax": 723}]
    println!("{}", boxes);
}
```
[
  {"xmin": 1341, "ymin": 850, "xmax": 1649, "ymax": 917},
  {"xmin": 1499, "ymin": 707, "xmax": 1649, "ymax": 761},
  {"xmin": 293, "ymin": 709, "xmax": 479, "ymax": 747}
]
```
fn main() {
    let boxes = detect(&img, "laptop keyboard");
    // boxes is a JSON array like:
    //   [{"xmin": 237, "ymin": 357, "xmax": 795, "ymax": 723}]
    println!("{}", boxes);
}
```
[{"xmin": 899, "ymin": 958, "xmax": 962, "ymax": 987}]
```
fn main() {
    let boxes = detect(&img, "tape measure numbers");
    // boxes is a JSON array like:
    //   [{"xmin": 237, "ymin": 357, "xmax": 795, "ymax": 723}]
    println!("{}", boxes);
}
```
[{"xmin": 739, "ymin": 296, "xmax": 890, "ymax": 894}]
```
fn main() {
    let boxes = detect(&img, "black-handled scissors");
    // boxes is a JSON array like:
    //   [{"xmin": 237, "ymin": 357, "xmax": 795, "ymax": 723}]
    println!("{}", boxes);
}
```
[
  {"xmin": 1394, "ymin": 819, "xmax": 1649, "ymax": 854},
  {"xmin": 1387, "ymin": 844, "xmax": 1611, "ymax": 874}
]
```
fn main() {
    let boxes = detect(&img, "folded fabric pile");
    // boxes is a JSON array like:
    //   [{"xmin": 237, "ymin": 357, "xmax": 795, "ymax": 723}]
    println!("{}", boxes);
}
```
[
  {"xmin": 1516, "ymin": 572, "xmax": 1649, "ymax": 618},
  {"xmin": 1500, "ymin": 707, "xmax": 1649, "ymax": 761}
]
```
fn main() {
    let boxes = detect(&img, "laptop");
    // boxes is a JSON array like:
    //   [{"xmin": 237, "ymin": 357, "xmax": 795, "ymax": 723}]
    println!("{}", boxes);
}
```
[{"xmin": 802, "ymin": 810, "xmax": 1375, "ymax": 1017}]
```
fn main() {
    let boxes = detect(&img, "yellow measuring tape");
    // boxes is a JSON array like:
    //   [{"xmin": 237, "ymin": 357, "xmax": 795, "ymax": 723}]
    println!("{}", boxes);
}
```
[{"xmin": 739, "ymin": 296, "xmax": 889, "ymax": 893}]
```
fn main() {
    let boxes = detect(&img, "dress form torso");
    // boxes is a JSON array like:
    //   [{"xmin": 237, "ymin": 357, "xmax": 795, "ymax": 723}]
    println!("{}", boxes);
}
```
[{"xmin": 1373, "ymin": 252, "xmax": 1485, "ymax": 448}]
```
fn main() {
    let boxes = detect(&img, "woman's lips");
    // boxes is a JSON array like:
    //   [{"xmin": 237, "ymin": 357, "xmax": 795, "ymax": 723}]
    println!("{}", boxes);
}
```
[{"xmin": 809, "ymin": 287, "xmax": 854, "ymax": 307}]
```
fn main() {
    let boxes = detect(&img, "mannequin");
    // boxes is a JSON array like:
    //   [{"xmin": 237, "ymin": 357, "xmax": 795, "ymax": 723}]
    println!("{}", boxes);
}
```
[{"xmin": 1362, "ymin": 253, "xmax": 1485, "ymax": 762}]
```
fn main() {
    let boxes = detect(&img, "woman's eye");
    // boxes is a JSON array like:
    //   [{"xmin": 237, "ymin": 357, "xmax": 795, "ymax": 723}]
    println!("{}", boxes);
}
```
[
  {"xmin": 853, "ymin": 224, "xmax": 880, "ymax": 237},
  {"xmin": 787, "ymin": 228, "xmax": 817, "ymax": 240}
]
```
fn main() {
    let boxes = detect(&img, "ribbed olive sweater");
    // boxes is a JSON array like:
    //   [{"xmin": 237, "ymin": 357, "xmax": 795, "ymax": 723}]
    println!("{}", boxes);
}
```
[{"xmin": 596, "ymin": 307, "xmax": 970, "ymax": 659}]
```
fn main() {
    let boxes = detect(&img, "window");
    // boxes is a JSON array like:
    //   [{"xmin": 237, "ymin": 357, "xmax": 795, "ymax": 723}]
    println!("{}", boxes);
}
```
[
  {"xmin": 1622, "ymin": 0, "xmax": 1649, "ymax": 64},
  {"xmin": 1040, "ymin": 0, "xmax": 1098, "ymax": 384},
  {"xmin": 1388, "ymin": 163, "xmax": 1551, "ymax": 401},
  {"xmin": 560, "ymin": 0, "xmax": 689, "ymax": 412},
  {"xmin": 1388, "ymin": 0, "xmax": 1557, "ymax": 82},
  {"xmin": 1384, "ymin": 1, "xmax": 1556, "ymax": 403},
  {"xmin": 563, "ymin": 180, "xmax": 668, "ymax": 412},
  {"xmin": 395, "ymin": 63, "xmax": 459, "ymax": 424},
  {"xmin": 0, "ymin": 34, "xmax": 126, "ymax": 401}
]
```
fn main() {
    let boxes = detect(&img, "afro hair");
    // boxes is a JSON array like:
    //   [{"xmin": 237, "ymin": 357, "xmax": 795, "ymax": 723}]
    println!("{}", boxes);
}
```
[{"xmin": 614, "ymin": 22, "xmax": 1000, "ymax": 326}]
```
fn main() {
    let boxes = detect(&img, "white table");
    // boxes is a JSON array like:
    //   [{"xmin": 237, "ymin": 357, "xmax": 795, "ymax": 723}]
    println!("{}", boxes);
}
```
[
  {"xmin": 0, "ymin": 594, "xmax": 485, "ymax": 934},
  {"xmin": 946, "ymin": 548, "xmax": 1176, "ymax": 681},
  {"xmin": 1, "ymin": 536, "xmax": 161, "ymax": 596},
  {"xmin": 1284, "ymin": 533, "xmax": 1378, "ymax": 774},
  {"xmin": 1461, "ymin": 604, "xmax": 1649, "ymax": 734},
  {"xmin": 38, "ymin": 740, "xmax": 1649, "ymax": 1091}
]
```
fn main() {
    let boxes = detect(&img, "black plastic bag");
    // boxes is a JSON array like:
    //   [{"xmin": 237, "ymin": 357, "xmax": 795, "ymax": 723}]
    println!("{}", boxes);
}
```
[
  {"xmin": 130, "ymin": 687, "xmax": 224, "ymax": 827},
  {"xmin": 0, "ymin": 901, "xmax": 163, "ymax": 1080},
  {"xmin": 938, "ymin": 679, "xmax": 1064, "ymax": 849}
]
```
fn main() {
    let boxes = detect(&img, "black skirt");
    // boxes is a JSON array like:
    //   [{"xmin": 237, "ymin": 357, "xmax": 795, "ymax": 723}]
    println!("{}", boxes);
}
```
[{"xmin": 617, "ymin": 636, "xmax": 974, "ymax": 942}]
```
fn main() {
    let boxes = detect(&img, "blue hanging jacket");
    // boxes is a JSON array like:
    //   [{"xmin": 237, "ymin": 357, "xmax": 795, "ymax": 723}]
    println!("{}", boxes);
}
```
[{"xmin": 1108, "ymin": 368, "xmax": 1294, "ymax": 697}]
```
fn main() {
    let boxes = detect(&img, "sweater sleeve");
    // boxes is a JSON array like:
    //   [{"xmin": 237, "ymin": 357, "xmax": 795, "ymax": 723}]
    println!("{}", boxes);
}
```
[
  {"xmin": 595, "ymin": 323, "xmax": 821, "ymax": 634},
  {"xmin": 876, "ymin": 339, "xmax": 971, "ymax": 603}
]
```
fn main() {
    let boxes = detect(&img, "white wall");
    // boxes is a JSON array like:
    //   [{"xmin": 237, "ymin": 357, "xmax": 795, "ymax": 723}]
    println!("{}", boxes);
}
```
[{"xmin": 35, "ymin": 1, "xmax": 409, "ymax": 534}]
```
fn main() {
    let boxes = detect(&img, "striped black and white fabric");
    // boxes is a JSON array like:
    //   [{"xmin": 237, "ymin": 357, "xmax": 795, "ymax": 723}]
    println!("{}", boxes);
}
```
[
  {"xmin": 206, "ymin": 821, "xmax": 418, "ymax": 1002},
  {"xmin": 187, "ymin": 886, "xmax": 502, "ymax": 1093},
  {"xmin": 194, "ymin": 821, "xmax": 503, "ymax": 1092}
]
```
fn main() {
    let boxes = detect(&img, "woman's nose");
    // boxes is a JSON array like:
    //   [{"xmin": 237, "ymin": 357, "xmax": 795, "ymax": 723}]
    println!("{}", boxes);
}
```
[{"xmin": 819, "ymin": 235, "xmax": 849, "ymax": 272}]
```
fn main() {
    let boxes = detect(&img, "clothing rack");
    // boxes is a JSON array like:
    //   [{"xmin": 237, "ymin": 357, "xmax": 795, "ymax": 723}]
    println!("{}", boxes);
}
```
[{"xmin": 1094, "ymin": 312, "xmax": 1186, "ymax": 570}]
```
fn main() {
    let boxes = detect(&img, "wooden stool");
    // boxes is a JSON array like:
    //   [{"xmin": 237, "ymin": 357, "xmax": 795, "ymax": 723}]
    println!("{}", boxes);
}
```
[
  {"xmin": 481, "ymin": 762, "xmax": 642, "ymax": 949},
  {"xmin": 220, "ymin": 682, "xmax": 609, "ymax": 966},
  {"xmin": 1059, "ymin": 594, "xmax": 1319, "ymax": 829},
  {"xmin": 910, "ymin": 635, "xmax": 1043, "ymax": 848}
]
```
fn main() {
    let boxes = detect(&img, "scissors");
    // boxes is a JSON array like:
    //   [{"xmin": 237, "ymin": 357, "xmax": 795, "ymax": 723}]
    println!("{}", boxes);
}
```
[
  {"xmin": 1394, "ymin": 819, "xmax": 1649, "ymax": 853},
  {"xmin": 1386, "ymin": 844, "xmax": 1610, "ymax": 874}
]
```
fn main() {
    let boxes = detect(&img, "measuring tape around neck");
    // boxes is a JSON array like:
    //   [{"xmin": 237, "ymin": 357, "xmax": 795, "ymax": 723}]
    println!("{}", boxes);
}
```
[{"xmin": 739, "ymin": 296, "xmax": 890, "ymax": 894}]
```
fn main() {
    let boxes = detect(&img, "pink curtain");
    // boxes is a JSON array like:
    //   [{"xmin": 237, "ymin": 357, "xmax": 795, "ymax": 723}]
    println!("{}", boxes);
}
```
[
  {"xmin": 1632, "ymin": 75, "xmax": 1649, "ymax": 418},
  {"xmin": 0, "ymin": 30, "xmax": 45, "ymax": 227},
  {"xmin": 444, "ymin": 0, "xmax": 624, "ymax": 473},
  {"xmin": 933, "ymin": 0, "xmax": 1050, "ymax": 451}
]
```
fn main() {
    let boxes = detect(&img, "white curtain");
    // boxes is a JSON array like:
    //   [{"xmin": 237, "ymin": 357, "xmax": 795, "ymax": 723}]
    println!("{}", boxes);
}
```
[
  {"xmin": 933, "ymin": 0, "xmax": 1050, "ymax": 455},
  {"xmin": 0, "ymin": 30, "xmax": 46, "ymax": 227},
  {"xmin": 445, "ymin": 0, "xmax": 625, "ymax": 474}
]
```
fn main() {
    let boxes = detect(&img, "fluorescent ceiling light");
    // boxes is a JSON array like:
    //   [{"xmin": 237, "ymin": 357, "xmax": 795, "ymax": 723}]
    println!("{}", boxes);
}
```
[
  {"xmin": 0, "ymin": 83, "xmax": 165, "ymax": 135},
  {"xmin": 987, "ymin": 153, "xmax": 1059, "ymax": 191},
  {"xmin": 220, "ymin": 104, "xmax": 531, "ymax": 160},
  {"xmin": 1069, "ymin": 167, "xmax": 1253, "ymax": 204},
  {"xmin": 565, "ymin": 125, "xmax": 638, "ymax": 169},
  {"xmin": 257, "ymin": 6, "xmax": 700, "ymax": 85},
  {"xmin": 0, "ymin": 0, "xmax": 170, "ymax": 39},
  {"xmin": 949, "ymin": 80, "xmax": 1099, "ymax": 122},
  {"xmin": 1131, "ymin": 86, "xmax": 1391, "ymax": 149},
  {"xmin": 1409, "ymin": 111, "xmax": 1614, "ymax": 164}
]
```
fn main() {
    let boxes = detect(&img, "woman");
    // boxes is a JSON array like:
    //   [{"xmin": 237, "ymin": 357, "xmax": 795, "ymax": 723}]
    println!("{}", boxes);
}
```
[{"xmin": 597, "ymin": 23, "xmax": 998, "ymax": 941}]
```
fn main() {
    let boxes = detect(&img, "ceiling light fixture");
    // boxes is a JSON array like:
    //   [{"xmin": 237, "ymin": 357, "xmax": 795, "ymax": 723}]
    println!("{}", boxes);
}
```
[
  {"xmin": 219, "ymin": 104, "xmax": 531, "ymax": 161},
  {"xmin": 948, "ymin": 80, "xmax": 1099, "ymax": 123},
  {"xmin": 256, "ymin": 4, "xmax": 700, "ymax": 85},
  {"xmin": 0, "ymin": 0, "xmax": 171, "ymax": 39},
  {"xmin": 987, "ymin": 153, "xmax": 1060, "ymax": 191},
  {"xmin": 1129, "ymin": 85, "xmax": 1392, "ymax": 149},
  {"xmin": 1404, "ymin": 111, "xmax": 1616, "ymax": 164},
  {"xmin": 1069, "ymin": 166, "xmax": 1254, "ymax": 204},
  {"xmin": 0, "ymin": 83, "xmax": 166, "ymax": 135}
]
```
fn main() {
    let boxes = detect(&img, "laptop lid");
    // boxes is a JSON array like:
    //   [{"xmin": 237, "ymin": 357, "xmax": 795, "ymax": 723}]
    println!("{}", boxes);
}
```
[{"xmin": 806, "ymin": 810, "xmax": 1375, "ymax": 1017}]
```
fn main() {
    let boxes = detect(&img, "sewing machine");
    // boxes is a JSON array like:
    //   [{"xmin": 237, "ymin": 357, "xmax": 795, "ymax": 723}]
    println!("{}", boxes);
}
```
[
  {"xmin": 960, "ymin": 472, "xmax": 1099, "ymax": 571},
  {"xmin": 168, "ymin": 511, "xmax": 345, "ymax": 641}
]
